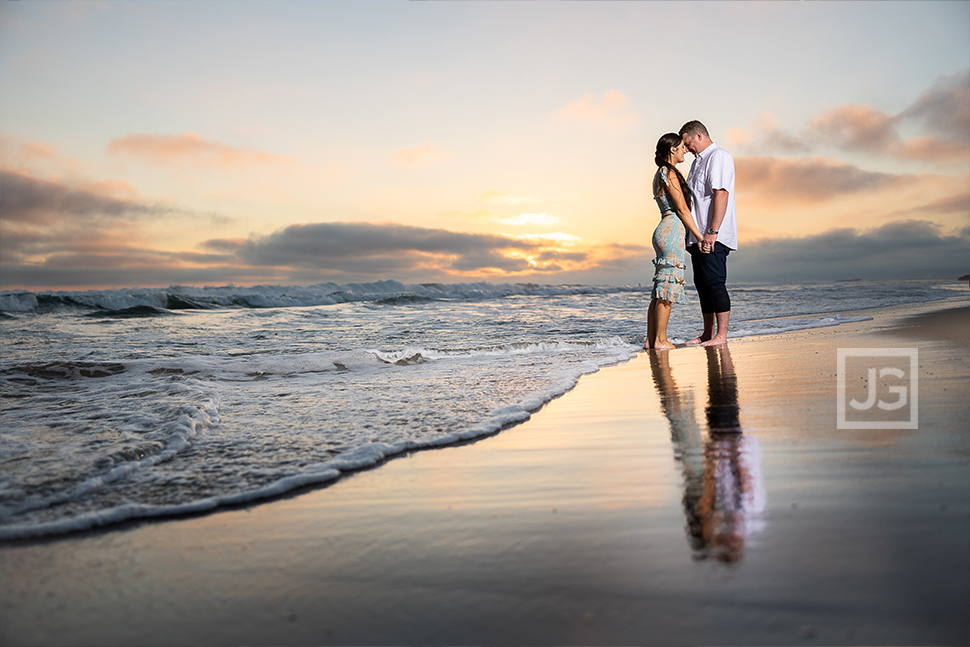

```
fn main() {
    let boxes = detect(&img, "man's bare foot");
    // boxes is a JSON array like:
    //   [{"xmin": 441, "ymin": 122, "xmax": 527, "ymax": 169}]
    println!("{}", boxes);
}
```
[{"xmin": 700, "ymin": 335, "xmax": 728, "ymax": 347}]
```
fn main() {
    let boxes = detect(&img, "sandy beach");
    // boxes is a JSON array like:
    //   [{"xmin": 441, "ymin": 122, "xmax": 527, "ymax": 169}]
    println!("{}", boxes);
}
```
[{"xmin": 2, "ymin": 298, "xmax": 968, "ymax": 647}]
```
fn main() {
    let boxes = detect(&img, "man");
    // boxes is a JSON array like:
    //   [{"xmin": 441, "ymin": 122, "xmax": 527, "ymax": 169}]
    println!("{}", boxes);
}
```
[{"xmin": 679, "ymin": 120, "xmax": 737, "ymax": 346}]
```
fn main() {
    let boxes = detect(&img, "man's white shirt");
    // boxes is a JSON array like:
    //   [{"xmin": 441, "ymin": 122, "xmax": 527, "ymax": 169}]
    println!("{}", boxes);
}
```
[{"xmin": 685, "ymin": 142, "xmax": 738, "ymax": 250}]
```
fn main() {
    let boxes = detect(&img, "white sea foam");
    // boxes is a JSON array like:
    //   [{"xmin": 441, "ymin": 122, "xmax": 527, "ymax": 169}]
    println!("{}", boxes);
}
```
[
  {"xmin": 0, "ymin": 339, "xmax": 632, "ymax": 540},
  {"xmin": 0, "ymin": 280, "xmax": 646, "ymax": 314}
]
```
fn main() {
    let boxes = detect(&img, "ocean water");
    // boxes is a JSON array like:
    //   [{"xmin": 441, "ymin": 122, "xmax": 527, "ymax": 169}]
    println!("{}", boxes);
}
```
[{"xmin": 0, "ymin": 278, "xmax": 962, "ymax": 540}]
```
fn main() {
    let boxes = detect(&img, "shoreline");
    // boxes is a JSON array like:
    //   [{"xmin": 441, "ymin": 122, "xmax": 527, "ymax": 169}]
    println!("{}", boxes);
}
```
[{"xmin": 2, "ymin": 296, "xmax": 968, "ymax": 646}]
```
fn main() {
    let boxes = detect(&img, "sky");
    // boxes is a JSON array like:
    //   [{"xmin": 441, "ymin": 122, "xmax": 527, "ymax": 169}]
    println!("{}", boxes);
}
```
[{"xmin": 1, "ymin": 0, "xmax": 968, "ymax": 291}]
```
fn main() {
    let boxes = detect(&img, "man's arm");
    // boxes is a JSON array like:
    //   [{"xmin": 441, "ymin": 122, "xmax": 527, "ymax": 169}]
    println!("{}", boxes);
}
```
[{"xmin": 702, "ymin": 189, "xmax": 728, "ymax": 250}]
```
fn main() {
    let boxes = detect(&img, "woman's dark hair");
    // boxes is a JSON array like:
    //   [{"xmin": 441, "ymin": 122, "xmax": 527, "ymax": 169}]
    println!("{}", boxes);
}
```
[{"xmin": 654, "ymin": 132, "xmax": 692, "ymax": 210}]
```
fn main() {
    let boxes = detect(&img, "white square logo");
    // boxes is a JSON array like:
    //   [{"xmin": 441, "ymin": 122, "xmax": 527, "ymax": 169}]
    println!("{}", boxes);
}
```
[{"xmin": 837, "ymin": 348, "xmax": 918, "ymax": 429}]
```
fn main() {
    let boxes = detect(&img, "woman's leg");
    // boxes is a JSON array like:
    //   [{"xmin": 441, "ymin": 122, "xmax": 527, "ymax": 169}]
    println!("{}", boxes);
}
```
[
  {"xmin": 654, "ymin": 299, "xmax": 673, "ymax": 349},
  {"xmin": 647, "ymin": 297, "xmax": 658, "ymax": 349}
]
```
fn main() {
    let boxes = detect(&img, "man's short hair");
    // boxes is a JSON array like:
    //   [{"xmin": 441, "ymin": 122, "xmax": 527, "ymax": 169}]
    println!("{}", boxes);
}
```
[{"xmin": 679, "ymin": 120, "xmax": 709, "ymax": 139}]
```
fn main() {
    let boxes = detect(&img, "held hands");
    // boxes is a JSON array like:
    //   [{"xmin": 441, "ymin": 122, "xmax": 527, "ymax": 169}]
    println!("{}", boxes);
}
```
[{"xmin": 699, "ymin": 232, "xmax": 717, "ymax": 254}]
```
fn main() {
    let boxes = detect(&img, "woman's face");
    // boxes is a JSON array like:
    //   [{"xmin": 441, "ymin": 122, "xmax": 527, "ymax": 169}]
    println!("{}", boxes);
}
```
[{"xmin": 669, "ymin": 142, "xmax": 686, "ymax": 165}]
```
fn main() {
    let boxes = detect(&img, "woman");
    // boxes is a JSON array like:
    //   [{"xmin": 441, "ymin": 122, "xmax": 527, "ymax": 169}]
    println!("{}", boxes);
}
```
[{"xmin": 647, "ymin": 133, "xmax": 703, "ymax": 350}]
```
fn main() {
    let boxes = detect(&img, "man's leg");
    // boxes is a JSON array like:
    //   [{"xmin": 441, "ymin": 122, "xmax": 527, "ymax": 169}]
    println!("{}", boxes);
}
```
[
  {"xmin": 687, "ymin": 245, "xmax": 716, "ymax": 344},
  {"xmin": 690, "ymin": 312, "xmax": 715, "ymax": 345},
  {"xmin": 699, "ymin": 243, "xmax": 731, "ymax": 346},
  {"xmin": 701, "ymin": 310, "xmax": 730, "ymax": 346}
]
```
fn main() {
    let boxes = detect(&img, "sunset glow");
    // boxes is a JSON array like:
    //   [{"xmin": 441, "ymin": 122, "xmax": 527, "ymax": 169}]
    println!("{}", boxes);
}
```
[{"xmin": 1, "ymin": 1, "xmax": 967, "ymax": 290}]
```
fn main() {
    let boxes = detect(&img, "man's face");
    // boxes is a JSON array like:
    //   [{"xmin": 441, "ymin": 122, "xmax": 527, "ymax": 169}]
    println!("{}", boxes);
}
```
[{"xmin": 682, "ymin": 132, "xmax": 701, "ymax": 155}]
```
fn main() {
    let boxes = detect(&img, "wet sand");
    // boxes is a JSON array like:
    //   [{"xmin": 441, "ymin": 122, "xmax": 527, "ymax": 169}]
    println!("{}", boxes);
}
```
[{"xmin": 2, "ymin": 298, "xmax": 968, "ymax": 646}]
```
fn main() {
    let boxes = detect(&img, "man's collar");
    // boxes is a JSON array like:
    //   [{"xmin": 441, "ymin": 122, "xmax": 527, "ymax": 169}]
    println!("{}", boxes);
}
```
[{"xmin": 697, "ymin": 141, "xmax": 719, "ymax": 161}]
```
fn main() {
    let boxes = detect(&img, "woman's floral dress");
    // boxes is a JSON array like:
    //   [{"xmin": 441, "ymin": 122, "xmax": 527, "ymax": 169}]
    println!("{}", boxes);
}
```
[{"xmin": 651, "ymin": 167, "xmax": 690, "ymax": 305}]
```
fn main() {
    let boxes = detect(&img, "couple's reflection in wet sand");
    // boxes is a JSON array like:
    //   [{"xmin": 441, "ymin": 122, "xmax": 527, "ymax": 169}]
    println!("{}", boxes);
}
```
[{"xmin": 649, "ymin": 346, "xmax": 766, "ymax": 563}]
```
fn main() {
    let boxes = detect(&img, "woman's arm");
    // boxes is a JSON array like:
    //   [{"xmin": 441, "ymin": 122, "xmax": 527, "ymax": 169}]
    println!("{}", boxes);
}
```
[{"xmin": 665, "ymin": 169, "xmax": 703, "ymax": 241}]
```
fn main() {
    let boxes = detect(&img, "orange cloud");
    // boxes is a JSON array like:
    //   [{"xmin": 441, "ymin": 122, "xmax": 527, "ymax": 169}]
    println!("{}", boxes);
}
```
[
  {"xmin": 738, "ymin": 155, "xmax": 908, "ymax": 203},
  {"xmin": 734, "ymin": 156, "xmax": 967, "ymax": 243},
  {"xmin": 0, "ymin": 167, "xmax": 226, "ymax": 283},
  {"xmin": 76, "ymin": 178, "xmax": 142, "ymax": 201},
  {"xmin": 888, "ymin": 190, "xmax": 970, "ymax": 219},
  {"xmin": 554, "ymin": 90, "xmax": 640, "ymax": 132},
  {"xmin": 895, "ymin": 136, "xmax": 969, "ymax": 164},
  {"xmin": 107, "ymin": 132, "xmax": 296, "ymax": 168},
  {"xmin": 805, "ymin": 103, "xmax": 899, "ymax": 153},
  {"xmin": 389, "ymin": 142, "xmax": 453, "ymax": 167},
  {"xmin": 438, "ymin": 208, "xmax": 496, "ymax": 221},
  {"xmin": 0, "ymin": 134, "xmax": 89, "ymax": 178},
  {"xmin": 499, "ymin": 213, "xmax": 559, "ymax": 226},
  {"xmin": 731, "ymin": 71, "xmax": 970, "ymax": 164},
  {"xmin": 481, "ymin": 190, "xmax": 538, "ymax": 205}
]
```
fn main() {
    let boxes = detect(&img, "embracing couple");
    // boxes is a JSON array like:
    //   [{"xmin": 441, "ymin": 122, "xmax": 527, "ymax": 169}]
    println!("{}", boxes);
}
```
[{"xmin": 646, "ymin": 120, "xmax": 737, "ymax": 351}]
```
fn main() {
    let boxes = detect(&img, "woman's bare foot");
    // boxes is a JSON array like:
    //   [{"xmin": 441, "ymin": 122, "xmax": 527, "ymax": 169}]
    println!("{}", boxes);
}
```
[
  {"xmin": 651, "ymin": 341, "xmax": 675, "ymax": 351},
  {"xmin": 686, "ymin": 335, "xmax": 710, "ymax": 345}
]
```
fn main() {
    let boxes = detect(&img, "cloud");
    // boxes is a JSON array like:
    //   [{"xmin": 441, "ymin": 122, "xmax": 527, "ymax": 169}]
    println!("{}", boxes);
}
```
[
  {"xmin": 510, "ymin": 232, "xmax": 581, "ymax": 245},
  {"xmin": 481, "ymin": 190, "xmax": 538, "ymax": 205},
  {"xmin": 730, "ymin": 220, "xmax": 970, "ymax": 282},
  {"xmin": 0, "ymin": 134, "xmax": 90, "ymax": 177},
  {"xmin": 499, "ymin": 213, "xmax": 559, "ymax": 226},
  {"xmin": 554, "ymin": 90, "xmax": 640, "ymax": 132},
  {"xmin": 900, "ymin": 70, "xmax": 970, "ymax": 145},
  {"xmin": 2, "ymin": 136, "xmax": 60, "ymax": 165},
  {"xmin": 107, "ymin": 132, "xmax": 296, "ymax": 168},
  {"xmin": 892, "ymin": 136, "xmax": 965, "ymax": 163},
  {"xmin": 205, "ymin": 221, "xmax": 540, "ymax": 275},
  {"xmin": 0, "ymin": 168, "xmax": 225, "ymax": 279},
  {"xmin": 732, "ymin": 70, "xmax": 970, "ymax": 163},
  {"xmin": 196, "ymin": 222, "xmax": 625, "ymax": 282},
  {"xmin": 0, "ymin": 160, "xmax": 616, "ymax": 288},
  {"xmin": 438, "ymin": 208, "xmax": 496, "ymax": 221},
  {"xmin": 804, "ymin": 104, "xmax": 899, "ymax": 154},
  {"xmin": 737, "ymin": 155, "xmax": 907, "ymax": 202},
  {"xmin": 6, "ymin": 215, "xmax": 962, "ymax": 289},
  {"xmin": 1, "ymin": 220, "xmax": 155, "ymax": 271},
  {"xmin": 889, "ymin": 191, "xmax": 970, "ymax": 218},
  {"xmin": 390, "ymin": 142, "xmax": 454, "ymax": 167},
  {"xmin": 0, "ymin": 168, "xmax": 167, "ymax": 225},
  {"xmin": 0, "ymin": 249, "xmax": 273, "ymax": 291}
]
